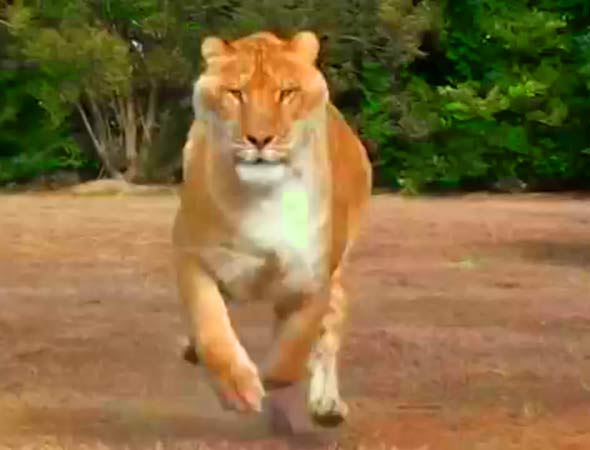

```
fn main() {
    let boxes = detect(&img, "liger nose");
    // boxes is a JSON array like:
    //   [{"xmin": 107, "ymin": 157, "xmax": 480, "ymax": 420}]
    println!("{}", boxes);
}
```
[{"xmin": 246, "ymin": 134, "xmax": 274, "ymax": 150}]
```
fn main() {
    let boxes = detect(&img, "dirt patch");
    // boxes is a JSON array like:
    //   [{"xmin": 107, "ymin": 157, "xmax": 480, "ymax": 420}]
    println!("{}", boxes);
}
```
[
  {"xmin": 65, "ymin": 179, "xmax": 177, "ymax": 196},
  {"xmin": 1, "ymin": 192, "xmax": 589, "ymax": 449}
]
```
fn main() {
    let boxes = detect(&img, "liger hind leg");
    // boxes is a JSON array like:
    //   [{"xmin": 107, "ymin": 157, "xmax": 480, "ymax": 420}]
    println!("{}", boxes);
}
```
[
  {"xmin": 261, "ymin": 290, "xmax": 330, "ymax": 387},
  {"xmin": 307, "ymin": 268, "xmax": 349, "ymax": 427}
]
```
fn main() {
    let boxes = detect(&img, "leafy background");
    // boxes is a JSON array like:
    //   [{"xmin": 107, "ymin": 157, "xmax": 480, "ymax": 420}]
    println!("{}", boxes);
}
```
[{"xmin": 1, "ymin": 0, "xmax": 589, "ymax": 192}]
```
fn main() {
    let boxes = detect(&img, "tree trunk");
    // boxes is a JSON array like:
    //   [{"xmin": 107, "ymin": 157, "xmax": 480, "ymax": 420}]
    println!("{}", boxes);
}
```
[
  {"xmin": 138, "ymin": 81, "xmax": 159, "ymax": 147},
  {"xmin": 123, "ymin": 95, "xmax": 139, "ymax": 182},
  {"xmin": 136, "ymin": 81, "xmax": 159, "ymax": 182},
  {"xmin": 145, "ymin": 81, "xmax": 158, "ymax": 144}
]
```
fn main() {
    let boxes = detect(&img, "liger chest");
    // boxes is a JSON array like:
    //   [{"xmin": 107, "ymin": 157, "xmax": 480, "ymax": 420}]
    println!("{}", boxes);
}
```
[{"xmin": 199, "ymin": 180, "xmax": 329, "ymax": 303}]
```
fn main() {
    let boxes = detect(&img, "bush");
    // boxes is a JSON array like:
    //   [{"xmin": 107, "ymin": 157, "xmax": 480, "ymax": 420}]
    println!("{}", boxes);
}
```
[
  {"xmin": 371, "ymin": 0, "xmax": 590, "ymax": 191},
  {"xmin": 0, "ymin": 64, "xmax": 92, "ymax": 184}
]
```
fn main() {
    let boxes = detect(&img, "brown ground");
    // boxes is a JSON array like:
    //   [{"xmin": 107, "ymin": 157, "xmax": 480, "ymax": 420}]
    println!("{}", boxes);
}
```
[{"xmin": 1, "ymin": 191, "xmax": 590, "ymax": 449}]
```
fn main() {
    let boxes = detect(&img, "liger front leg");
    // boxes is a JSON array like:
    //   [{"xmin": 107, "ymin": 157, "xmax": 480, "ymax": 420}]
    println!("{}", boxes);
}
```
[{"xmin": 175, "ymin": 251, "xmax": 265, "ymax": 413}]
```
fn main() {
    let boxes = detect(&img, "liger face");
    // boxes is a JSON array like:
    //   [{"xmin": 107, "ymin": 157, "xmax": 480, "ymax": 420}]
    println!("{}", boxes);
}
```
[{"xmin": 195, "ymin": 32, "xmax": 328, "ymax": 185}]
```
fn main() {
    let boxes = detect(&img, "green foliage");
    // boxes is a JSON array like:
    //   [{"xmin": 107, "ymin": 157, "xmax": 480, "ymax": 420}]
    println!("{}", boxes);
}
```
[
  {"xmin": 1, "ymin": 0, "xmax": 590, "ymax": 190},
  {"xmin": 0, "ymin": 9, "xmax": 91, "ymax": 184},
  {"xmin": 370, "ymin": 0, "xmax": 590, "ymax": 191},
  {"xmin": 0, "ymin": 67, "xmax": 91, "ymax": 183}
]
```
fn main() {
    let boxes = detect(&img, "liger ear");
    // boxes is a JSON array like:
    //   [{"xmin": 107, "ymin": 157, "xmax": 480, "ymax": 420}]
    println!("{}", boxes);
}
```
[
  {"xmin": 289, "ymin": 31, "xmax": 320, "ymax": 65},
  {"xmin": 201, "ymin": 36, "xmax": 232, "ymax": 63}
]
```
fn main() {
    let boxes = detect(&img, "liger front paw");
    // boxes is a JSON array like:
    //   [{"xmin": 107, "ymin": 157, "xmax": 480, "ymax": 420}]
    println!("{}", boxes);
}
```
[{"xmin": 211, "ymin": 352, "xmax": 266, "ymax": 413}]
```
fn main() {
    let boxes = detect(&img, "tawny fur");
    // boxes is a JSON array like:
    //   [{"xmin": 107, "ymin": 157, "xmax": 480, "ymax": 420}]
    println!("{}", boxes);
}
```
[{"xmin": 172, "ymin": 31, "xmax": 372, "ymax": 424}]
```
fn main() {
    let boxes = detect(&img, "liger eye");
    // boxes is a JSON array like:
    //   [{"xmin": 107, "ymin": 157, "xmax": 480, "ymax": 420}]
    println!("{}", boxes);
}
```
[
  {"xmin": 279, "ymin": 87, "xmax": 299, "ymax": 102},
  {"xmin": 227, "ymin": 89, "xmax": 243, "ymax": 102}
]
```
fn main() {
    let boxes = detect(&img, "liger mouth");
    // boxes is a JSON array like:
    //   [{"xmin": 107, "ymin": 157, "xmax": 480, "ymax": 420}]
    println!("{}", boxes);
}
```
[
  {"xmin": 235, "ymin": 156, "xmax": 284, "ymax": 166},
  {"xmin": 234, "ymin": 148, "xmax": 288, "ymax": 166}
]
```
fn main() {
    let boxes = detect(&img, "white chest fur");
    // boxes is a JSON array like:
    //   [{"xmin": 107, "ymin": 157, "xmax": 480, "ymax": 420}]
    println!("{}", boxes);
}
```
[{"xmin": 238, "ymin": 175, "xmax": 328, "ymax": 293}]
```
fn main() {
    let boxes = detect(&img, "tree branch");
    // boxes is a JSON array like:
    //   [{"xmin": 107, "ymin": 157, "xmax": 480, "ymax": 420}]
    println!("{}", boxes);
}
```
[
  {"xmin": 0, "ymin": 19, "xmax": 14, "ymax": 29},
  {"xmin": 76, "ymin": 100, "xmax": 123, "ymax": 180}
]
